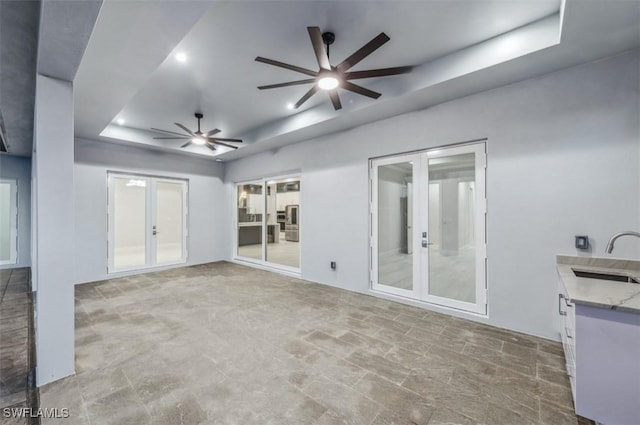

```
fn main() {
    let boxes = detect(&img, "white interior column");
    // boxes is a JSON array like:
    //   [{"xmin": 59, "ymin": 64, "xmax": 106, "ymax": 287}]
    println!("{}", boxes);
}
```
[{"xmin": 33, "ymin": 74, "xmax": 75, "ymax": 385}]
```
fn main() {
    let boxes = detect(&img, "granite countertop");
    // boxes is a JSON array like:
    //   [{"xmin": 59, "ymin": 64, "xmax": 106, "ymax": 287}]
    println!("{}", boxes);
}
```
[{"xmin": 556, "ymin": 255, "xmax": 640, "ymax": 314}]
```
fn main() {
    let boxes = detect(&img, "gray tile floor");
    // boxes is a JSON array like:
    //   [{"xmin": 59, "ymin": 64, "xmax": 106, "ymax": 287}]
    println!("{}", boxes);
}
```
[
  {"xmin": 40, "ymin": 262, "xmax": 583, "ymax": 425},
  {"xmin": 0, "ymin": 267, "xmax": 32, "ymax": 425}
]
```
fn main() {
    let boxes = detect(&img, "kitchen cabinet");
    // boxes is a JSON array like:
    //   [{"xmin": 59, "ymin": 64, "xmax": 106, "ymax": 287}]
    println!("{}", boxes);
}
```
[{"xmin": 238, "ymin": 223, "xmax": 278, "ymax": 246}]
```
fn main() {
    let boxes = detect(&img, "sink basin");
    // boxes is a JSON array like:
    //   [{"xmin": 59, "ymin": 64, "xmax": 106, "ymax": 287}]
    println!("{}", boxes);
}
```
[{"xmin": 572, "ymin": 269, "xmax": 639, "ymax": 284}]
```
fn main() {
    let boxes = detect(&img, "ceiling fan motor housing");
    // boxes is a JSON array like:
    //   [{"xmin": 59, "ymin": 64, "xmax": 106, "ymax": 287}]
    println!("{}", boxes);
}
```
[{"xmin": 322, "ymin": 32, "xmax": 335, "ymax": 46}]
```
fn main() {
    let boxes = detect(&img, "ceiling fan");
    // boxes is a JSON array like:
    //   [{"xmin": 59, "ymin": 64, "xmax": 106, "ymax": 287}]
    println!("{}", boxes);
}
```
[
  {"xmin": 150, "ymin": 113, "xmax": 243, "ymax": 150},
  {"xmin": 255, "ymin": 27, "xmax": 413, "ymax": 111}
]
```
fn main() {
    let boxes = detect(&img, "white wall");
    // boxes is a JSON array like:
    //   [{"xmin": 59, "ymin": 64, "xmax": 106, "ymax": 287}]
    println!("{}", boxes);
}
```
[
  {"xmin": 0, "ymin": 154, "xmax": 31, "ymax": 268},
  {"xmin": 74, "ymin": 138, "xmax": 229, "ymax": 284},
  {"xmin": 225, "ymin": 51, "xmax": 640, "ymax": 340}
]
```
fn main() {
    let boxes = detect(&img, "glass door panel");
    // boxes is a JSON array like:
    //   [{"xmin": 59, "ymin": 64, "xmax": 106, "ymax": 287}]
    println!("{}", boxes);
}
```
[
  {"xmin": 371, "ymin": 155, "xmax": 419, "ymax": 298},
  {"xmin": 237, "ymin": 183, "xmax": 264, "ymax": 260},
  {"xmin": 0, "ymin": 180, "xmax": 17, "ymax": 265},
  {"xmin": 426, "ymin": 153, "xmax": 476, "ymax": 303},
  {"xmin": 112, "ymin": 176, "xmax": 148, "ymax": 270},
  {"xmin": 265, "ymin": 178, "xmax": 300, "ymax": 268},
  {"xmin": 422, "ymin": 144, "xmax": 486, "ymax": 314},
  {"xmin": 155, "ymin": 180, "xmax": 185, "ymax": 265}
]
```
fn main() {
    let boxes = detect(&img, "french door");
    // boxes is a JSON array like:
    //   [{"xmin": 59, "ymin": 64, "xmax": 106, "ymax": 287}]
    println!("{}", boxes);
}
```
[
  {"xmin": 108, "ymin": 173, "xmax": 188, "ymax": 273},
  {"xmin": 371, "ymin": 143, "xmax": 487, "ymax": 314}
]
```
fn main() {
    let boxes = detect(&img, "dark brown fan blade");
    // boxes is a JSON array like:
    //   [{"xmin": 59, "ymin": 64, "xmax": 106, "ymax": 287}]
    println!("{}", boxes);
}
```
[
  {"xmin": 255, "ymin": 57, "xmax": 317, "ymax": 77},
  {"xmin": 209, "ymin": 141, "xmax": 239, "ymax": 150},
  {"xmin": 204, "ymin": 128, "xmax": 221, "ymax": 137},
  {"xmin": 307, "ymin": 27, "xmax": 331, "ymax": 70},
  {"xmin": 153, "ymin": 137, "xmax": 190, "ymax": 139},
  {"xmin": 209, "ymin": 137, "xmax": 243, "ymax": 143},
  {"xmin": 294, "ymin": 85, "xmax": 319, "ymax": 109},
  {"xmin": 337, "ymin": 32, "xmax": 390, "ymax": 73},
  {"xmin": 341, "ymin": 81, "xmax": 381, "ymax": 99},
  {"xmin": 204, "ymin": 143, "xmax": 217, "ymax": 152},
  {"xmin": 175, "ymin": 123, "xmax": 195, "ymax": 136},
  {"xmin": 150, "ymin": 127, "xmax": 190, "ymax": 137},
  {"xmin": 258, "ymin": 79, "xmax": 316, "ymax": 90},
  {"xmin": 344, "ymin": 66, "xmax": 413, "ymax": 80},
  {"xmin": 328, "ymin": 90, "xmax": 342, "ymax": 110},
  {"xmin": 180, "ymin": 141, "xmax": 192, "ymax": 148}
]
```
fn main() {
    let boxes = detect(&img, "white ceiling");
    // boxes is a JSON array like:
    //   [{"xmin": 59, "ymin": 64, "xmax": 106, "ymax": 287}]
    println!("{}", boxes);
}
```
[{"xmin": 74, "ymin": 0, "xmax": 640, "ymax": 161}]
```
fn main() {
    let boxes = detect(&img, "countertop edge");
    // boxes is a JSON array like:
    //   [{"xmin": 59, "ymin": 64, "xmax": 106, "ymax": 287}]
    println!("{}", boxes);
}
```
[{"xmin": 556, "ymin": 255, "xmax": 640, "ymax": 315}]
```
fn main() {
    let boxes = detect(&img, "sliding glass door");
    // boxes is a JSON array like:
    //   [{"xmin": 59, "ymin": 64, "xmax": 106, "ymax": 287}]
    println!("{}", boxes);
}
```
[
  {"xmin": 108, "ymin": 173, "xmax": 187, "ymax": 273},
  {"xmin": 371, "ymin": 143, "xmax": 487, "ymax": 314},
  {"xmin": 235, "ymin": 176, "xmax": 301, "ymax": 271}
]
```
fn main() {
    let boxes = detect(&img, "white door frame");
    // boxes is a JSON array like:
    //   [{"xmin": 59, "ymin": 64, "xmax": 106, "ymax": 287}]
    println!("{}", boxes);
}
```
[
  {"xmin": 370, "ymin": 142, "xmax": 487, "ymax": 315},
  {"xmin": 0, "ymin": 179, "xmax": 18, "ymax": 266},
  {"xmin": 107, "ymin": 172, "xmax": 188, "ymax": 274}
]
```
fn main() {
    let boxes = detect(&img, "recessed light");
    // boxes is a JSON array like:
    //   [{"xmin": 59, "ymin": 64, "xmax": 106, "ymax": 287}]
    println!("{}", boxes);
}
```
[
  {"xmin": 286, "ymin": 103, "xmax": 294, "ymax": 110},
  {"xmin": 116, "ymin": 118, "xmax": 125, "ymax": 125},
  {"xmin": 318, "ymin": 76, "xmax": 339, "ymax": 90},
  {"xmin": 175, "ymin": 52, "xmax": 187, "ymax": 63}
]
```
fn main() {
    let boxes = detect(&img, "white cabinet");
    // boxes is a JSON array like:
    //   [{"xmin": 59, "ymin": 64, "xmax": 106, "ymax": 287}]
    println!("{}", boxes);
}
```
[
  {"xmin": 558, "ymin": 279, "xmax": 640, "ymax": 425},
  {"xmin": 558, "ymin": 281, "xmax": 576, "ymax": 405}
]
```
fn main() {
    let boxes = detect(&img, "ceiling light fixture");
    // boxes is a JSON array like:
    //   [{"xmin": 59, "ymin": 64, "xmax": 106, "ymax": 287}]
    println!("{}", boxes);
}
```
[
  {"xmin": 215, "ymin": 158, "xmax": 223, "ymax": 162},
  {"xmin": 175, "ymin": 52, "xmax": 187, "ymax": 63},
  {"xmin": 191, "ymin": 137, "xmax": 206, "ymax": 145},
  {"xmin": 317, "ymin": 75, "xmax": 339, "ymax": 91},
  {"xmin": 286, "ymin": 103, "xmax": 294, "ymax": 110},
  {"xmin": 125, "ymin": 179, "xmax": 146, "ymax": 187},
  {"xmin": 116, "ymin": 118, "xmax": 125, "ymax": 125}
]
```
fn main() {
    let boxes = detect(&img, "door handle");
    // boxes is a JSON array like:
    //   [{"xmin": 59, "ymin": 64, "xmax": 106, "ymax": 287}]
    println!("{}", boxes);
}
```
[{"xmin": 558, "ymin": 294, "xmax": 567, "ymax": 316}]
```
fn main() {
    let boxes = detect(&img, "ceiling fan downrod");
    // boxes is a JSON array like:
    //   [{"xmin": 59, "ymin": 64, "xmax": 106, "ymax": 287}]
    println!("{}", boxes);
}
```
[
  {"xmin": 194, "ymin": 112, "xmax": 203, "ymax": 134},
  {"xmin": 322, "ymin": 31, "xmax": 335, "ymax": 60}
]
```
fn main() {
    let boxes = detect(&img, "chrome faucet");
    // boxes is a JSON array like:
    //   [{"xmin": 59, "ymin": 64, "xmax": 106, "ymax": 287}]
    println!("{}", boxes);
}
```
[{"xmin": 605, "ymin": 231, "xmax": 640, "ymax": 254}]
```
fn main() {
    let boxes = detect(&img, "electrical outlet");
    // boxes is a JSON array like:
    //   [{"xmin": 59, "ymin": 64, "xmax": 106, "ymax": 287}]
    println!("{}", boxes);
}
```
[{"xmin": 575, "ymin": 235, "xmax": 589, "ymax": 250}]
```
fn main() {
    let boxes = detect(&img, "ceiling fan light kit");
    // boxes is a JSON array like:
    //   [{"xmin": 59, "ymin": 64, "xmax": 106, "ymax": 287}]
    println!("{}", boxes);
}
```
[
  {"xmin": 255, "ymin": 26, "xmax": 413, "ymax": 110},
  {"xmin": 317, "ymin": 75, "xmax": 339, "ymax": 90}
]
